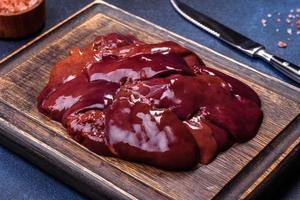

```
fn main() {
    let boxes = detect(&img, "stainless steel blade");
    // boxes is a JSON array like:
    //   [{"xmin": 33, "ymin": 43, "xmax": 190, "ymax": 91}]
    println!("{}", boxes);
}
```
[
  {"xmin": 170, "ymin": 0, "xmax": 264, "ymax": 56},
  {"xmin": 170, "ymin": 0, "xmax": 300, "ymax": 84}
]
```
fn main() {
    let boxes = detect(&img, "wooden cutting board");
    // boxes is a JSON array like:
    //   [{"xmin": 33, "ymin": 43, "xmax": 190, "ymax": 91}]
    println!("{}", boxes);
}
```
[{"xmin": 0, "ymin": 1, "xmax": 299, "ymax": 199}]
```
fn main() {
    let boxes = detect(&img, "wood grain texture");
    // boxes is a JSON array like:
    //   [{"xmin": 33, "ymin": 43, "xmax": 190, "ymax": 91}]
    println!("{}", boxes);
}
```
[{"xmin": 0, "ymin": 2, "xmax": 299, "ymax": 200}]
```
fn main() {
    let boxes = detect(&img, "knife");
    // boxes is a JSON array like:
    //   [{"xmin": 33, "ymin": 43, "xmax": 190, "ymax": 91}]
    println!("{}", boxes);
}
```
[{"xmin": 170, "ymin": 0, "xmax": 300, "ymax": 84}]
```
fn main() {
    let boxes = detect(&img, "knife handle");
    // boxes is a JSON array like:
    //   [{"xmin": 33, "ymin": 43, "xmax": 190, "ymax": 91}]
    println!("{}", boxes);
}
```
[
  {"xmin": 269, "ymin": 56, "xmax": 300, "ymax": 84},
  {"xmin": 256, "ymin": 49, "xmax": 300, "ymax": 84}
]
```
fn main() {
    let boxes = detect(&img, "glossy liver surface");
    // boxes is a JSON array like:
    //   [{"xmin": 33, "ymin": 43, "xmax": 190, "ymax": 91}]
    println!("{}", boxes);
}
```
[{"xmin": 38, "ymin": 33, "xmax": 263, "ymax": 170}]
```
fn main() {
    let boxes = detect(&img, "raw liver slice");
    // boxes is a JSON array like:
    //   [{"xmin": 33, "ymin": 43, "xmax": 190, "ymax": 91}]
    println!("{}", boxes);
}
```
[
  {"xmin": 105, "ymin": 89, "xmax": 200, "ymax": 170},
  {"xmin": 37, "ymin": 33, "xmax": 263, "ymax": 170}
]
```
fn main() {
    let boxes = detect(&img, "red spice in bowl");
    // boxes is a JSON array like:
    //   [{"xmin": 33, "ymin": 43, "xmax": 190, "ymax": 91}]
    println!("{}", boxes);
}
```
[
  {"xmin": 0, "ymin": 0, "xmax": 45, "ymax": 39},
  {"xmin": 0, "ymin": 0, "xmax": 40, "ymax": 14}
]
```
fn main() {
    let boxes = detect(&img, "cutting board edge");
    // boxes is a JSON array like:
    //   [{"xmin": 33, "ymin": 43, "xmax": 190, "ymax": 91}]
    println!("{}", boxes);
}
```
[
  {"xmin": 0, "ymin": 1, "xmax": 299, "ymax": 199},
  {"xmin": 215, "ymin": 115, "xmax": 300, "ymax": 199},
  {"xmin": 0, "ymin": 98, "xmax": 299, "ymax": 200}
]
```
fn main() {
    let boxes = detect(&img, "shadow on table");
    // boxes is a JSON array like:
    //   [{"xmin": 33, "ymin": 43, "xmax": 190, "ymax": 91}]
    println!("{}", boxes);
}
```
[{"xmin": 250, "ymin": 148, "xmax": 300, "ymax": 200}]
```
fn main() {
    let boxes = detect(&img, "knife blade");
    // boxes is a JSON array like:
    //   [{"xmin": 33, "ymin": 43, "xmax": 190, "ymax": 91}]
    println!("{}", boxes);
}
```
[{"xmin": 170, "ymin": 0, "xmax": 300, "ymax": 84}]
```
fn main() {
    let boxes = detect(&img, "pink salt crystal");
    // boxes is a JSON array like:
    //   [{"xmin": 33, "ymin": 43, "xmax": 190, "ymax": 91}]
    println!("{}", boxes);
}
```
[
  {"xmin": 0, "ymin": 0, "xmax": 40, "ymax": 14},
  {"xmin": 297, "ymin": 19, "xmax": 300, "ymax": 29},
  {"xmin": 261, "ymin": 19, "xmax": 267, "ymax": 27},
  {"xmin": 277, "ymin": 41, "xmax": 287, "ymax": 48}
]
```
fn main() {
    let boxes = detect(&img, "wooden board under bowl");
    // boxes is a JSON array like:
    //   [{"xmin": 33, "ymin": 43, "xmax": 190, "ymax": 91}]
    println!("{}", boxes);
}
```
[{"xmin": 0, "ymin": 1, "xmax": 299, "ymax": 200}]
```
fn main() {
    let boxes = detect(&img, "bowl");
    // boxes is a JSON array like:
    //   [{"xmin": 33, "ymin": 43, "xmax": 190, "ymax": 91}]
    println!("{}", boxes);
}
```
[{"xmin": 0, "ymin": 0, "xmax": 46, "ymax": 39}]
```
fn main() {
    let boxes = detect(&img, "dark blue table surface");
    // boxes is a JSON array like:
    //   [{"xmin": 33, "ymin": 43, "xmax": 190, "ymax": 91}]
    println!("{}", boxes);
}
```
[{"xmin": 0, "ymin": 0, "xmax": 299, "ymax": 199}]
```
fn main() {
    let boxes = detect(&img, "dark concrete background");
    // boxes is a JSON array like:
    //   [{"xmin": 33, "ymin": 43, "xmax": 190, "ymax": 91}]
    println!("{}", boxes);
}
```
[{"xmin": 0, "ymin": 0, "xmax": 299, "ymax": 199}]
